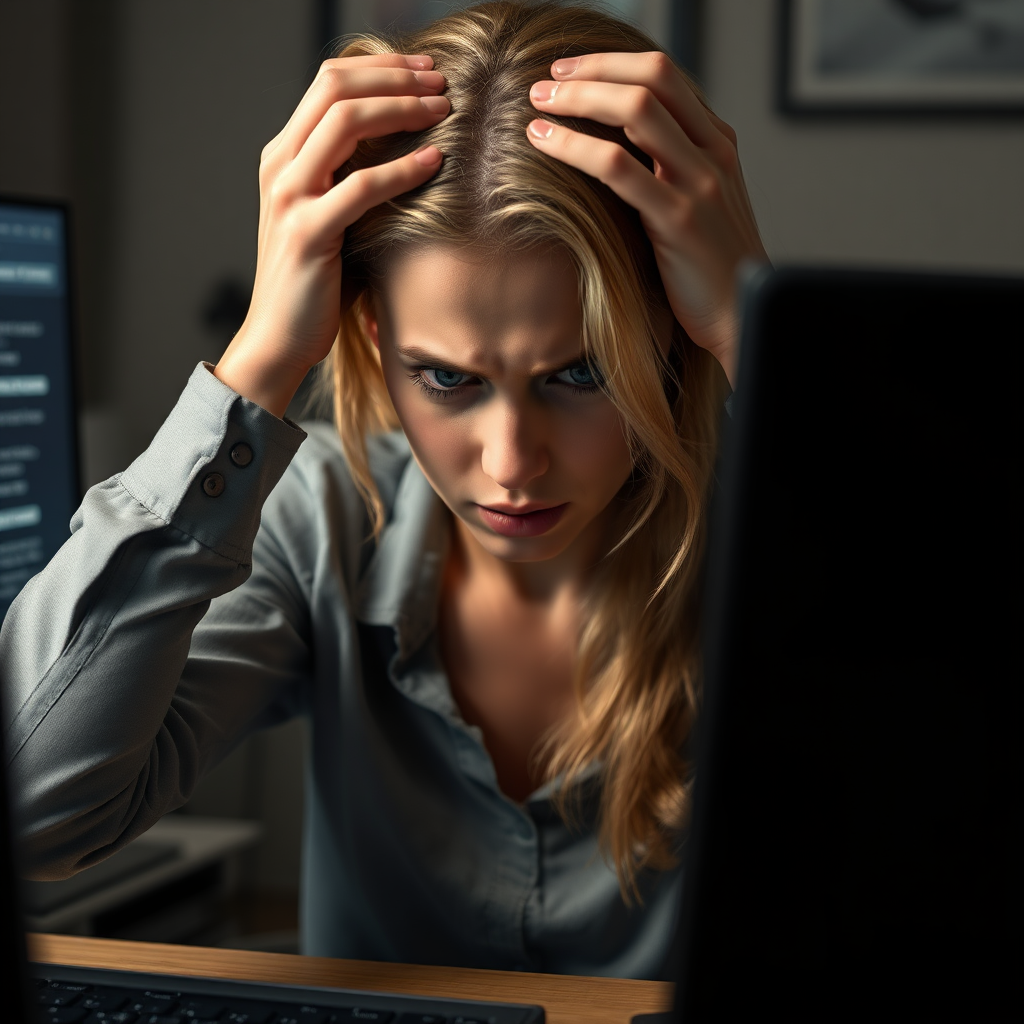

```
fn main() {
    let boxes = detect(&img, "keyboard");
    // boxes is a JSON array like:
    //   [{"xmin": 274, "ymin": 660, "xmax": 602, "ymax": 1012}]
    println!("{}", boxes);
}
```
[{"xmin": 30, "ymin": 964, "xmax": 545, "ymax": 1024}]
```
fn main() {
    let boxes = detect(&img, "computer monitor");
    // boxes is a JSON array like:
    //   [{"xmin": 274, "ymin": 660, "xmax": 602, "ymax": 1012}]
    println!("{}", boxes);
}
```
[
  {"xmin": 674, "ymin": 267, "xmax": 1021, "ymax": 1020},
  {"xmin": 0, "ymin": 196, "xmax": 81, "ymax": 623}
]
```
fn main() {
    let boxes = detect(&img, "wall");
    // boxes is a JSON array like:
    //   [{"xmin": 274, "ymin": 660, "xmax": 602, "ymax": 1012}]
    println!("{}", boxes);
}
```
[
  {"xmin": 702, "ymin": 1, "xmax": 1024, "ymax": 274},
  {"xmin": 0, "ymin": 2, "xmax": 69, "ymax": 196},
  {"xmin": 80, "ymin": 1, "xmax": 320, "ymax": 484}
]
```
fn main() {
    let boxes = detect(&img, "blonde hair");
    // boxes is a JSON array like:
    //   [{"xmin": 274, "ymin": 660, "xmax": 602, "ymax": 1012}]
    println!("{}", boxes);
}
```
[{"xmin": 323, "ymin": 0, "xmax": 729, "ymax": 899}]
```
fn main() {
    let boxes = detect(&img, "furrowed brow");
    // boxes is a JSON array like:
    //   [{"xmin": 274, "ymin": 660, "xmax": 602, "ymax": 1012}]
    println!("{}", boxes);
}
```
[
  {"xmin": 395, "ymin": 346, "xmax": 480, "ymax": 373},
  {"xmin": 395, "ymin": 344, "xmax": 587, "ymax": 378}
]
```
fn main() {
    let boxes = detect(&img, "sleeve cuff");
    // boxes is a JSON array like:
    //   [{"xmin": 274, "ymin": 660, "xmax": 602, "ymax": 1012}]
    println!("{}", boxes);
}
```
[{"xmin": 118, "ymin": 362, "xmax": 307, "ymax": 563}]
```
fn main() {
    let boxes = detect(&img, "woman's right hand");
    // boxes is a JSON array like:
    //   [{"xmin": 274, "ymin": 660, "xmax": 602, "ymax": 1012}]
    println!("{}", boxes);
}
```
[{"xmin": 214, "ymin": 54, "xmax": 449, "ymax": 418}]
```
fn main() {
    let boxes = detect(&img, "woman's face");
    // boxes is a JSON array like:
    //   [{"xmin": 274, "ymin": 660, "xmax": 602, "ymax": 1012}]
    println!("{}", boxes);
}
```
[{"xmin": 365, "ymin": 244, "xmax": 637, "ymax": 568}]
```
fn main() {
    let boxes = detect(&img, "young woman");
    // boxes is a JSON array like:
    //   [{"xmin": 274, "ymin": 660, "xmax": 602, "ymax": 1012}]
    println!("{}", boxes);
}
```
[{"xmin": 0, "ymin": 0, "xmax": 767, "ymax": 978}]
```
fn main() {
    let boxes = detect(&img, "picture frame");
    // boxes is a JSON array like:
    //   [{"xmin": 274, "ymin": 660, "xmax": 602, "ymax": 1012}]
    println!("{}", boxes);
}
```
[{"xmin": 779, "ymin": 0, "xmax": 1024, "ymax": 115}]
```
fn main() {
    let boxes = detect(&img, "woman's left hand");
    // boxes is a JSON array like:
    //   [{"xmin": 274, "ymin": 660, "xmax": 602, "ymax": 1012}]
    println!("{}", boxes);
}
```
[{"xmin": 527, "ymin": 51, "xmax": 769, "ymax": 388}]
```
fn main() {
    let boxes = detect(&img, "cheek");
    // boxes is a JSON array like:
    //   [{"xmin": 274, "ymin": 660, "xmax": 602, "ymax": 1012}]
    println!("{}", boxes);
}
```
[
  {"xmin": 555, "ymin": 404, "xmax": 633, "ymax": 490},
  {"xmin": 381, "ymin": 370, "xmax": 474, "ymax": 484},
  {"xmin": 404, "ymin": 410, "xmax": 474, "ymax": 481}
]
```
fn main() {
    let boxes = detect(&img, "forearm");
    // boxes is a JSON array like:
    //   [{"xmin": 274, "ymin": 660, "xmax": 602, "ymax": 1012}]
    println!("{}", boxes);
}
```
[{"xmin": 1, "ymin": 363, "xmax": 306, "ymax": 877}]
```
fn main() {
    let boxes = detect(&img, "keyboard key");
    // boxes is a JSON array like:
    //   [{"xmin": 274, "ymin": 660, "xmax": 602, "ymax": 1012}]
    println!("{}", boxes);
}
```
[
  {"xmin": 83, "ymin": 994, "xmax": 129, "ymax": 1012},
  {"xmin": 180, "ymin": 1000, "xmax": 227, "ymax": 1020},
  {"xmin": 274, "ymin": 1007, "xmax": 330, "ymax": 1024},
  {"xmin": 224, "ymin": 1007, "xmax": 276, "ymax": 1024},
  {"xmin": 131, "ymin": 994, "xmax": 179, "ymax": 1015},
  {"xmin": 83, "ymin": 1014, "xmax": 137, "ymax": 1024},
  {"xmin": 43, "ymin": 1008, "xmax": 89, "ymax": 1024},
  {"xmin": 395, "ymin": 1016, "xmax": 450, "ymax": 1024},
  {"xmin": 141, "ymin": 1016, "xmax": 183, "ymax": 1024},
  {"xmin": 38, "ymin": 991, "xmax": 83, "ymax": 1007},
  {"xmin": 339, "ymin": 1011, "xmax": 394, "ymax": 1023}
]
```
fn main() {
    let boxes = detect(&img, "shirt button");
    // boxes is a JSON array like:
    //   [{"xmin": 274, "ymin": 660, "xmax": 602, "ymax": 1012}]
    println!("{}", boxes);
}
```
[
  {"xmin": 202, "ymin": 472, "xmax": 225, "ymax": 497},
  {"xmin": 229, "ymin": 442, "xmax": 253, "ymax": 468}
]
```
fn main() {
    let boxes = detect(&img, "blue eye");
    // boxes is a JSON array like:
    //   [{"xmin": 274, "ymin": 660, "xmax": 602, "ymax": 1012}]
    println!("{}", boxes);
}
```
[
  {"xmin": 554, "ymin": 362, "xmax": 603, "ymax": 392},
  {"xmin": 424, "ymin": 367, "xmax": 469, "ymax": 389},
  {"xmin": 408, "ymin": 366, "xmax": 475, "ymax": 400}
]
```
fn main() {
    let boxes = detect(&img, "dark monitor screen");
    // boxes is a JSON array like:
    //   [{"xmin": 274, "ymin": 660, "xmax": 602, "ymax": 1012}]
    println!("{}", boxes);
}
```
[
  {"xmin": 0, "ymin": 197, "xmax": 80, "ymax": 623},
  {"xmin": 675, "ymin": 268, "xmax": 1021, "ymax": 1020}
]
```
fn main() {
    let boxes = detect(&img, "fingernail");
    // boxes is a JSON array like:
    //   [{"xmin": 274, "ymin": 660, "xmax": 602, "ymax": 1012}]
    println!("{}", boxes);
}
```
[
  {"xmin": 552, "ymin": 56, "xmax": 580, "ymax": 76},
  {"xmin": 414, "ymin": 145, "xmax": 442, "ymax": 166},
  {"xmin": 407, "ymin": 55, "xmax": 432, "ymax": 69},
  {"xmin": 419, "ymin": 95, "xmax": 449, "ymax": 114},
  {"xmin": 528, "ymin": 119, "xmax": 555, "ymax": 140},
  {"xmin": 530, "ymin": 81, "xmax": 559, "ymax": 103},
  {"xmin": 414, "ymin": 70, "xmax": 444, "ymax": 87}
]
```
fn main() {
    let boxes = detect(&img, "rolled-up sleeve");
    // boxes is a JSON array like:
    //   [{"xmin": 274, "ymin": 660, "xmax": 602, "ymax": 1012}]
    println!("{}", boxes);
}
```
[{"xmin": 0, "ymin": 362, "xmax": 307, "ymax": 879}]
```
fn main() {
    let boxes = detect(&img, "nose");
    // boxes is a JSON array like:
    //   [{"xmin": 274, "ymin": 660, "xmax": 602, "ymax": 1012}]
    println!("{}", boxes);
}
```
[{"xmin": 479, "ymin": 398, "xmax": 549, "ymax": 492}]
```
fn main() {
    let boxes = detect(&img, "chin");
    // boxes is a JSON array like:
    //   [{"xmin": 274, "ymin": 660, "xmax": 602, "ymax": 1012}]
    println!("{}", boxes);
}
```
[
  {"xmin": 482, "ymin": 537, "xmax": 574, "ymax": 563},
  {"xmin": 460, "ymin": 515, "xmax": 584, "ymax": 563}
]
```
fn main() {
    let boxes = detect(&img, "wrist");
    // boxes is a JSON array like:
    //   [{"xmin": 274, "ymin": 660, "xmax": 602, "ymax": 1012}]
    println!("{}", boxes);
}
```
[
  {"xmin": 213, "ymin": 335, "xmax": 308, "ymax": 419},
  {"xmin": 711, "ymin": 339, "xmax": 737, "ymax": 391},
  {"xmin": 690, "ymin": 317, "xmax": 738, "ymax": 391}
]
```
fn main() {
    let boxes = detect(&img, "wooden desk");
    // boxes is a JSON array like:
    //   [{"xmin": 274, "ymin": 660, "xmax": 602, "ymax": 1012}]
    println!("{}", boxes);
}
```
[{"xmin": 29, "ymin": 934, "xmax": 674, "ymax": 1024}]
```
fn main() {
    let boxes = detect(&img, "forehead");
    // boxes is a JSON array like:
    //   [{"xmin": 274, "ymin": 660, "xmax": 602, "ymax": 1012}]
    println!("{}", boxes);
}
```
[{"xmin": 373, "ymin": 244, "xmax": 584, "ymax": 371}]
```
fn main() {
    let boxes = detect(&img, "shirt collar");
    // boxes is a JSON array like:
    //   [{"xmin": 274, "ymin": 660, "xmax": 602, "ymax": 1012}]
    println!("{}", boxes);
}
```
[{"xmin": 353, "ymin": 447, "xmax": 451, "ymax": 661}]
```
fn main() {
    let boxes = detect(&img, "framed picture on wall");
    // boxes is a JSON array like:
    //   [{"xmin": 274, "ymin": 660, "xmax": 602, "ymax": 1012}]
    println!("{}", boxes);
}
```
[{"xmin": 780, "ymin": 0, "xmax": 1024, "ymax": 113}]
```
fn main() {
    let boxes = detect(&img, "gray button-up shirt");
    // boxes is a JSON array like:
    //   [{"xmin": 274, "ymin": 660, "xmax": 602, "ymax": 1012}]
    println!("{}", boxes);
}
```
[{"xmin": 1, "ymin": 362, "xmax": 682, "ymax": 978}]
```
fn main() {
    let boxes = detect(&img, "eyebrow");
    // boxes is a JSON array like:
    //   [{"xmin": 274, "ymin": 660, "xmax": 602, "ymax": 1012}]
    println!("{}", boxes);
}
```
[{"xmin": 394, "ymin": 344, "xmax": 588, "ymax": 378}]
